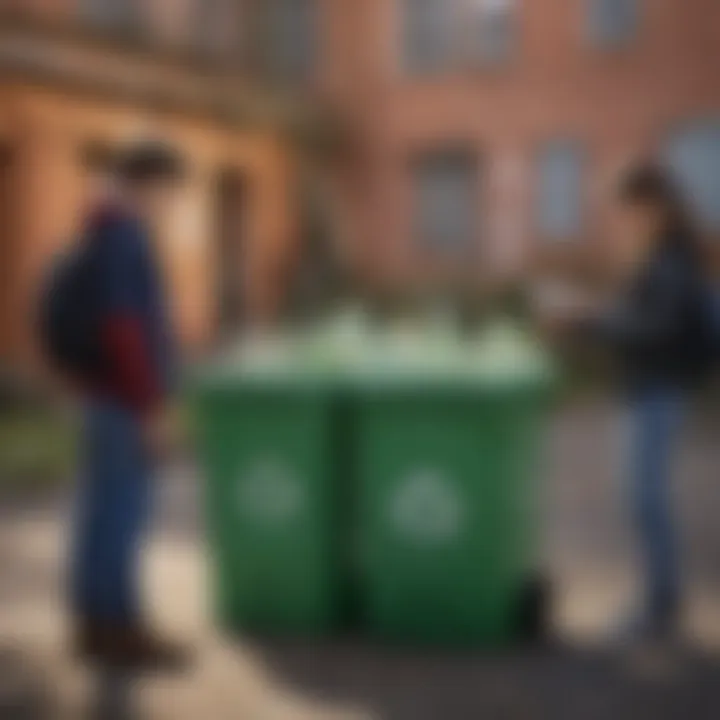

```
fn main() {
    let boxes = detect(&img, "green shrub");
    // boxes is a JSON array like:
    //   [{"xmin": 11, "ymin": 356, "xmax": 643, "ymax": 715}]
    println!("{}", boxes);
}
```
[{"xmin": 0, "ymin": 408, "xmax": 78, "ymax": 493}]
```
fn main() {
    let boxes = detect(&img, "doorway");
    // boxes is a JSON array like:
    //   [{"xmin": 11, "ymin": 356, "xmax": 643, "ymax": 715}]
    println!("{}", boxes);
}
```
[
  {"xmin": 215, "ymin": 168, "xmax": 248, "ymax": 342},
  {"xmin": 0, "ymin": 147, "xmax": 16, "ymax": 360}
]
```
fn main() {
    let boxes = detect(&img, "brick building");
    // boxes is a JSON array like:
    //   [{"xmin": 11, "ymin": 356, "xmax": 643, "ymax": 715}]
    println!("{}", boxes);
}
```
[
  {"xmin": 1, "ymin": 0, "xmax": 720, "ymax": 362},
  {"xmin": 331, "ymin": 0, "xmax": 720, "ymax": 291},
  {"xmin": 0, "ymin": 0, "xmax": 309, "ymax": 363}
]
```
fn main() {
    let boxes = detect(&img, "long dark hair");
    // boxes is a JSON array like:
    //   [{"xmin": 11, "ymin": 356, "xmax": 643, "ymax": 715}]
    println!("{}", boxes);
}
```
[{"xmin": 618, "ymin": 161, "xmax": 700, "ymax": 258}]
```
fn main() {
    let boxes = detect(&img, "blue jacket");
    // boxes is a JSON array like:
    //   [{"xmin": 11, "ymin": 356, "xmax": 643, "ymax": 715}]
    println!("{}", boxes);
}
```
[{"xmin": 85, "ymin": 206, "xmax": 175, "ymax": 415}]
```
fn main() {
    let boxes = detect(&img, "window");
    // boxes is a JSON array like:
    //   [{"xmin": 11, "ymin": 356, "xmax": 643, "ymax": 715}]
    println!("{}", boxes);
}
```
[
  {"xmin": 477, "ymin": 0, "xmax": 515, "ymax": 63},
  {"xmin": 588, "ymin": 0, "xmax": 638, "ymax": 47},
  {"xmin": 666, "ymin": 121, "xmax": 720, "ymax": 232},
  {"xmin": 81, "ymin": 0, "xmax": 139, "ymax": 31},
  {"xmin": 536, "ymin": 141, "xmax": 584, "ymax": 239},
  {"xmin": 263, "ymin": 0, "xmax": 317, "ymax": 82},
  {"xmin": 195, "ymin": 0, "xmax": 243, "ymax": 57},
  {"xmin": 402, "ymin": 0, "xmax": 456, "ymax": 75},
  {"xmin": 412, "ymin": 150, "xmax": 478, "ymax": 251}
]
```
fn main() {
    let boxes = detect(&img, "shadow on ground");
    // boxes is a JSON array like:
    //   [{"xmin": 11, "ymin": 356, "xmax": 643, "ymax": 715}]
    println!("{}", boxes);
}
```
[
  {"xmin": 0, "ymin": 645, "xmax": 52, "ymax": 720},
  {"xmin": 5, "ymin": 638, "xmax": 720, "ymax": 720},
  {"xmin": 253, "ymin": 637, "xmax": 720, "ymax": 720}
]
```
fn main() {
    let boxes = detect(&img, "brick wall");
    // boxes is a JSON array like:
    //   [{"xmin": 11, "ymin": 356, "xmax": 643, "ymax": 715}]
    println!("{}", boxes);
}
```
[
  {"xmin": 3, "ymin": 0, "xmax": 720, "ymax": 347},
  {"xmin": 0, "ymin": 1, "xmax": 301, "ymax": 361},
  {"xmin": 320, "ymin": 0, "xmax": 720, "ymax": 286}
]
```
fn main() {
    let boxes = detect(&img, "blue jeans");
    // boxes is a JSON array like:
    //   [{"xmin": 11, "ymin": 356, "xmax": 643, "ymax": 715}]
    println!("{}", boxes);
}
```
[
  {"xmin": 71, "ymin": 401, "xmax": 152, "ymax": 623},
  {"xmin": 628, "ymin": 389, "xmax": 684, "ymax": 622}
]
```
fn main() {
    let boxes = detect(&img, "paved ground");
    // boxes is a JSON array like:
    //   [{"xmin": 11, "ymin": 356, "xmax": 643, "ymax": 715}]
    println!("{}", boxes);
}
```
[{"xmin": 2, "ymin": 399, "xmax": 720, "ymax": 719}]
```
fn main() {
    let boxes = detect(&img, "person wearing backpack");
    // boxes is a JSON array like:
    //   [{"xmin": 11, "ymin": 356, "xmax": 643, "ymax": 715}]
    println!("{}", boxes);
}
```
[
  {"xmin": 41, "ymin": 141, "xmax": 189, "ymax": 669},
  {"xmin": 551, "ymin": 162, "xmax": 716, "ymax": 644}
]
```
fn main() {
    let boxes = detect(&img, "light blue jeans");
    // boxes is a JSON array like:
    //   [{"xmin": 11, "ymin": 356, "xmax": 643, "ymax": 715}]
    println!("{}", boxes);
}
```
[
  {"xmin": 627, "ymin": 388, "xmax": 684, "ymax": 623},
  {"xmin": 71, "ymin": 401, "xmax": 153, "ymax": 623}
]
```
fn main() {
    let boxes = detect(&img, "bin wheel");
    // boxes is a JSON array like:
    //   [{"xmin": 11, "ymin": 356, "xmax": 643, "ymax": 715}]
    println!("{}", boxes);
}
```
[{"xmin": 518, "ymin": 572, "xmax": 552, "ymax": 644}]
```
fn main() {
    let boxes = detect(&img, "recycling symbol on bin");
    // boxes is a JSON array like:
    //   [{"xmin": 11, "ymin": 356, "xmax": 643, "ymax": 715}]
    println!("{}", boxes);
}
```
[
  {"xmin": 389, "ymin": 469, "xmax": 465, "ymax": 545},
  {"xmin": 236, "ymin": 459, "xmax": 305, "ymax": 526}
]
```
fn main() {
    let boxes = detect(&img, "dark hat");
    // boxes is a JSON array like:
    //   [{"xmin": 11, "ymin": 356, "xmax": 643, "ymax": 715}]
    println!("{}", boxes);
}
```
[
  {"xmin": 114, "ymin": 140, "xmax": 186, "ymax": 184},
  {"xmin": 618, "ymin": 161, "xmax": 680, "ymax": 205}
]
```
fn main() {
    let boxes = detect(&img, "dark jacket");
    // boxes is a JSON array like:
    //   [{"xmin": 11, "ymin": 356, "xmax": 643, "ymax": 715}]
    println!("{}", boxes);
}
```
[
  {"xmin": 595, "ymin": 236, "xmax": 715, "ymax": 393},
  {"xmin": 84, "ymin": 206, "xmax": 175, "ymax": 416}
]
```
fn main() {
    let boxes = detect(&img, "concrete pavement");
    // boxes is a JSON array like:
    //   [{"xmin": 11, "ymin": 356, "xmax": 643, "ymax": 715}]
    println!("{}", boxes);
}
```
[{"xmin": 2, "ymin": 399, "xmax": 720, "ymax": 719}]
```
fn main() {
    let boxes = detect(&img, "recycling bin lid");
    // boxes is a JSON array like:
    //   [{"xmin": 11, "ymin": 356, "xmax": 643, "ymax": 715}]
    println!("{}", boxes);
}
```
[
  {"xmin": 187, "ymin": 363, "xmax": 344, "ymax": 397},
  {"xmin": 343, "ymin": 365, "xmax": 558, "ymax": 398}
]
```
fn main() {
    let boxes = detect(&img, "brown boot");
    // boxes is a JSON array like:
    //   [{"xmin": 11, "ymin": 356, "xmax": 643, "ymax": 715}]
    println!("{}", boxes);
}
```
[{"xmin": 75, "ymin": 619, "xmax": 192, "ymax": 673}]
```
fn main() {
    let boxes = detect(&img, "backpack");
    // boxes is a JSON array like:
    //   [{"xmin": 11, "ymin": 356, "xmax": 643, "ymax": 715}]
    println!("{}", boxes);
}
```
[{"xmin": 38, "ymin": 244, "xmax": 103, "ymax": 380}]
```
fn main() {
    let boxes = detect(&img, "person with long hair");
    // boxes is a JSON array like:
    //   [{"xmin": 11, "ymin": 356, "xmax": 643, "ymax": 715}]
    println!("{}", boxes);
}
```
[{"xmin": 562, "ymin": 162, "xmax": 716, "ymax": 642}]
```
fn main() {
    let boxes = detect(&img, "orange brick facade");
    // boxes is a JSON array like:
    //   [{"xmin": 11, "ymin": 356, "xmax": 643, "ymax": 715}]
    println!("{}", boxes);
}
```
[
  {"xmin": 1, "ymin": 1, "xmax": 720, "ymax": 362},
  {"xmin": 321, "ymin": 0, "xmax": 720, "ymax": 287},
  {"xmin": 0, "ymin": 3, "xmax": 300, "ymax": 363}
]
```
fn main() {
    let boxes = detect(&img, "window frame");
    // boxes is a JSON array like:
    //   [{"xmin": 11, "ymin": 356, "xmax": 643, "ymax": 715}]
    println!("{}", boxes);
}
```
[
  {"xmin": 535, "ymin": 139, "xmax": 586, "ymax": 243},
  {"xmin": 193, "ymin": 0, "xmax": 244, "ymax": 59},
  {"xmin": 587, "ymin": 0, "xmax": 640, "ymax": 49},
  {"xmin": 409, "ymin": 147, "xmax": 481, "ymax": 254},
  {"xmin": 664, "ymin": 118, "xmax": 720, "ymax": 234},
  {"xmin": 400, "ymin": 0, "xmax": 463, "ymax": 77},
  {"xmin": 474, "ymin": 0, "xmax": 517, "ymax": 66},
  {"xmin": 79, "ymin": 0, "xmax": 143, "ymax": 35},
  {"xmin": 260, "ymin": 0, "xmax": 319, "ymax": 84}
]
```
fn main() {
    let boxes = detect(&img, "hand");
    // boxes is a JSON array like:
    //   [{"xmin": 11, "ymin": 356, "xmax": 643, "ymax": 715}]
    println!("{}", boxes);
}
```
[
  {"xmin": 537, "ymin": 312, "xmax": 574, "ymax": 340},
  {"xmin": 538, "ymin": 305, "xmax": 597, "ymax": 341},
  {"xmin": 534, "ymin": 282, "xmax": 595, "ymax": 324}
]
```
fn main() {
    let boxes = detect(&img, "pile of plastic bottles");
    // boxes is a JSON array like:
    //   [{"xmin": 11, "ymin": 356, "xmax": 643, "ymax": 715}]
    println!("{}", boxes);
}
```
[{"xmin": 213, "ymin": 304, "xmax": 554, "ymax": 386}]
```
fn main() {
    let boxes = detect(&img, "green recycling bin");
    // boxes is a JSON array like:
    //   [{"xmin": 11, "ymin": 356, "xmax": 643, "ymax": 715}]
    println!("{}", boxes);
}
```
[
  {"xmin": 352, "ymin": 375, "xmax": 550, "ymax": 646},
  {"xmin": 193, "ymin": 373, "xmax": 346, "ymax": 636}
]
